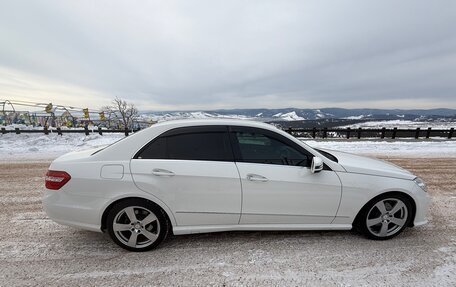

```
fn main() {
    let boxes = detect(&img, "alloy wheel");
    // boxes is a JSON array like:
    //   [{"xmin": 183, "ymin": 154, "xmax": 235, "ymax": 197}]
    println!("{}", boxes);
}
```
[
  {"xmin": 366, "ymin": 198, "xmax": 408, "ymax": 237},
  {"xmin": 112, "ymin": 206, "xmax": 161, "ymax": 248}
]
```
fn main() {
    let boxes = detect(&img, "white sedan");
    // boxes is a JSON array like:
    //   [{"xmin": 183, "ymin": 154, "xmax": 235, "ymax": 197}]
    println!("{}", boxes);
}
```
[{"xmin": 43, "ymin": 119, "xmax": 430, "ymax": 251}]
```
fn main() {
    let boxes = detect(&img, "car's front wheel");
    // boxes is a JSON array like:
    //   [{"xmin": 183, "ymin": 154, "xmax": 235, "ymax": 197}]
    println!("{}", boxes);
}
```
[
  {"xmin": 107, "ymin": 199, "xmax": 168, "ymax": 251},
  {"xmin": 359, "ymin": 194, "xmax": 412, "ymax": 240}
]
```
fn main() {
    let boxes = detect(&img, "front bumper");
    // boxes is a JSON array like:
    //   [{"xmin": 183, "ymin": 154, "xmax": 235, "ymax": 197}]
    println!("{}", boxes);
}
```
[{"xmin": 412, "ymin": 185, "xmax": 431, "ymax": 226}]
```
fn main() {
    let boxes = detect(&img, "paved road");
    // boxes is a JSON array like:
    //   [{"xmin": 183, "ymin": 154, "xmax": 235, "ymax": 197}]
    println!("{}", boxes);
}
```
[{"xmin": 0, "ymin": 158, "xmax": 455, "ymax": 286}]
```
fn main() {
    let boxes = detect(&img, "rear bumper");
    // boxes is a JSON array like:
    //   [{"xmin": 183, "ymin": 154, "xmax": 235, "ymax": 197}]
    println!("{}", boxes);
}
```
[{"xmin": 42, "ymin": 190, "xmax": 106, "ymax": 232}]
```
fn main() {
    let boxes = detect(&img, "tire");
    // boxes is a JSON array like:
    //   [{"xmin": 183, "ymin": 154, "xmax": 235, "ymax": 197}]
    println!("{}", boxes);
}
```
[
  {"xmin": 358, "ymin": 194, "xmax": 412, "ymax": 240},
  {"xmin": 107, "ymin": 198, "xmax": 169, "ymax": 251}
]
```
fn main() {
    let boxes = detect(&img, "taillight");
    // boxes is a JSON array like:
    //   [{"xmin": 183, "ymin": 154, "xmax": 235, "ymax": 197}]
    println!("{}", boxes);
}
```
[{"xmin": 45, "ymin": 170, "xmax": 71, "ymax": 190}]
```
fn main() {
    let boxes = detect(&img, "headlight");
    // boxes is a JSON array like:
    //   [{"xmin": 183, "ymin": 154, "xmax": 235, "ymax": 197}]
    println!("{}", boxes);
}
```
[{"xmin": 414, "ymin": 177, "xmax": 427, "ymax": 192}]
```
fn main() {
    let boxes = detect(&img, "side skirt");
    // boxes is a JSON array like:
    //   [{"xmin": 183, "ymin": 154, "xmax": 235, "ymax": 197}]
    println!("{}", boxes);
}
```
[{"xmin": 173, "ymin": 224, "xmax": 353, "ymax": 235}]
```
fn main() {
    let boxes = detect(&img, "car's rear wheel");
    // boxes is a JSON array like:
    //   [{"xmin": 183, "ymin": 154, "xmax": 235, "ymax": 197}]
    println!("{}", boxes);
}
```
[
  {"xmin": 359, "ymin": 195, "xmax": 412, "ymax": 240},
  {"xmin": 107, "ymin": 199, "xmax": 168, "ymax": 251}
]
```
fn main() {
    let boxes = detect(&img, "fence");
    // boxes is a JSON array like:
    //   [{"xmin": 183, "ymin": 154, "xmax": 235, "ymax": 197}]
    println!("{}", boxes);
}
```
[
  {"xmin": 1, "ymin": 126, "xmax": 139, "ymax": 136},
  {"xmin": 284, "ymin": 127, "xmax": 454, "ymax": 139},
  {"xmin": 1, "ymin": 126, "xmax": 455, "ymax": 139}
]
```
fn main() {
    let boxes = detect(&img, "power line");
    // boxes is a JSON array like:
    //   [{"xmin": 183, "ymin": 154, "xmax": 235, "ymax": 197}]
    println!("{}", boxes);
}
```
[{"xmin": 1, "ymin": 99, "xmax": 102, "ymax": 113}]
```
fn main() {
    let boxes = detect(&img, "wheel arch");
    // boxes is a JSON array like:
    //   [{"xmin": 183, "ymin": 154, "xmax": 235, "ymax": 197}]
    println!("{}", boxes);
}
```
[
  {"xmin": 353, "ymin": 191, "xmax": 417, "ymax": 229},
  {"xmin": 101, "ymin": 196, "xmax": 174, "ymax": 232}
]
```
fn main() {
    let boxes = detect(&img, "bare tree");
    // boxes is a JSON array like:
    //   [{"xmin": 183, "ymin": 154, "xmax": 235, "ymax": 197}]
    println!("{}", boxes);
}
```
[
  {"xmin": 100, "ymin": 105, "xmax": 117, "ymax": 129},
  {"xmin": 102, "ymin": 97, "xmax": 138, "ymax": 129}
]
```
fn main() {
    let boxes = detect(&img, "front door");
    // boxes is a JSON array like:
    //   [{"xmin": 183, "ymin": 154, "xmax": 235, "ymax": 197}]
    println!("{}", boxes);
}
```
[{"xmin": 230, "ymin": 127, "xmax": 342, "ymax": 224}]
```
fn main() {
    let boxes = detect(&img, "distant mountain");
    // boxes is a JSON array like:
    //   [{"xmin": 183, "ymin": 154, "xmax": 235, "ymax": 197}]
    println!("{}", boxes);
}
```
[{"xmin": 139, "ymin": 108, "xmax": 456, "ymax": 122}]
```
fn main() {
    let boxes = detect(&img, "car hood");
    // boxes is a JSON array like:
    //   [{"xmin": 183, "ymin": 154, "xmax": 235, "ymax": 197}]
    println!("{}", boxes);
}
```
[{"xmin": 318, "ymin": 148, "xmax": 415, "ymax": 180}]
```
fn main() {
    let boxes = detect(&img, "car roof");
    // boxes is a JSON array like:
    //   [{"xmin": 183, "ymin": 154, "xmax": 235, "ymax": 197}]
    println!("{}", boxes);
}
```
[{"xmin": 150, "ymin": 119, "xmax": 279, "ymax": 131}]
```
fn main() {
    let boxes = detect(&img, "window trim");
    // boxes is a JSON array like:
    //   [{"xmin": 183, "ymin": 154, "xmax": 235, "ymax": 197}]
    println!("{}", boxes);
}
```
[
  {"xmin": 228, "ymin": 126, "xmax": 313, "ymax": 167},
  {"xmin": 133, "ymin": 124, "xmax": 332, "ymax": 171}
]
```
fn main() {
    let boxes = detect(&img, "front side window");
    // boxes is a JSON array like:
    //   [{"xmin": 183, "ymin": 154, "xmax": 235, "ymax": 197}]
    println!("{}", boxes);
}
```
[
  {"xmin": 233, "ymin": 128, "xmax": 310, "ymax": 166},
  {"xmin": 135, "ymin": 126, "xmax": 232, "ymax": 161}
]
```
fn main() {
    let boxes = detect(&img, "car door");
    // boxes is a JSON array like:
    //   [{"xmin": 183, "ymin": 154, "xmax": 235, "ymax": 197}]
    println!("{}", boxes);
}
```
[
  {"xmin": 130, "ymin": 126, "xmax": 242, "ymax": 226},
  {"xmin": 230, "ymin": 126, "xmax": 342, "ymax": 225}
]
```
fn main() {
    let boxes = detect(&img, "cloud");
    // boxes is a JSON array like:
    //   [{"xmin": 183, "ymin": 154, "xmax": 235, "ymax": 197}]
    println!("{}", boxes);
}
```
[{"xmin": 0, "ymin": 0, "xmax": 455, "ymax": 110}]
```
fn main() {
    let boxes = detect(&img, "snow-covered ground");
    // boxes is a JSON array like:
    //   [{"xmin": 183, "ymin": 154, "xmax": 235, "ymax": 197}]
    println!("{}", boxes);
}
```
[
  {"xmin": 0, "ymin": 133, "xmax": 124, "ymax": 160},
  {"xmin": 303, "ymin": 139, "xmax": 456, "ymax": 157},
  {"xmin": 1, "ymin": 158, "xmax": 455, "ymax": 286},
  {"xmin": 337, "ymin": 120, "xmax": 456, "ymax": 129},
  {"xmin": 1, "ymin": 131, "xmax": 455, "ymax": 285},
  {"xmin": 1, "ymin": 132, "xmax": 455, "ymax": 161}
]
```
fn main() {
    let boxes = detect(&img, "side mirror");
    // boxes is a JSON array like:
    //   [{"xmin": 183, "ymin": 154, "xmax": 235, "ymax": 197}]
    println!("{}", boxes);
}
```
[{"xmin": 311, "ymin": 156, "xmax": 324, "ymax": 173}]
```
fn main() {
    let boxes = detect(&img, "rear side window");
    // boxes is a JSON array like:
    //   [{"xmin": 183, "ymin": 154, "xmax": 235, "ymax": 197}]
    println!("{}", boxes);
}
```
[
  {"xmin": 139, "ymin": 137, "xmax": 166, "ymax": 159},
  {"xmin": 166, "ymin": 132, "xmax": 230, "ymax": 161},
  {"xmin": 136, "ymin": 126, "xmax": 233, "ymax": 161}
]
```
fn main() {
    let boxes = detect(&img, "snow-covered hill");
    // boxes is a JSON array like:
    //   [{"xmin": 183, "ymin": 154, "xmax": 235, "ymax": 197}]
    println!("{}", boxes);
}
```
[
  {"xmin": 139, "ymin": 109, "xmax": 336, "ymax": 122},
  {"xmin": 138, "ymin": 111, "xmax": 254, "ymax": 122},
  {"xmin": 272, "ymin": 111, "xmax": 306, "ymax": 121},
  {"xmin": 140, "ymin": 108, "xmax": 456, "ymax": 122}
]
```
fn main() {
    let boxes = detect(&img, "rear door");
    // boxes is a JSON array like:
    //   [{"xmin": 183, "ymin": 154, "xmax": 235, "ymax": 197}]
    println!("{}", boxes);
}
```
[
  {"xmin": 230, "ymin": 126, "xmax": 342, "ymax": 224},
  {"xmin": 130, "ymin": 126, "xmax": 242, "ymax": 226}
]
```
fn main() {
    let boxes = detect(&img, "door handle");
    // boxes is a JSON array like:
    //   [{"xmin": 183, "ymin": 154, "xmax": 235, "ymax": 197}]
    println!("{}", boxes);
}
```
[
  {"xmin": 246, "ymin": 174, "xmax": 268, "ymax": 182},
  {"xmin": 152, "ymin": 169, "xmax": 175, "ymax": 177}
]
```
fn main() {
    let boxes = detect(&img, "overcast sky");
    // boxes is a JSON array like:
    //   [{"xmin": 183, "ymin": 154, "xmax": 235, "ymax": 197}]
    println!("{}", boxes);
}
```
[{"xmin": 1, "ymin": 0, "xmax": 455, "ymax": 111}]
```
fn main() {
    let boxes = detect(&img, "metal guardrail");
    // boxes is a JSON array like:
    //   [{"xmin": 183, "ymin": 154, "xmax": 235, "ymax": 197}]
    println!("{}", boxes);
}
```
[
  {"xmin": 1, "ymin": 126, "xmax": 454, "ymax": 139},
  {"xmin": 1, "ymin": 126, "xmax": 139, "ymax": 136},
  {"xmin": 284, "ymin": 127, "xmax": 455, "ymax": 139}
]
